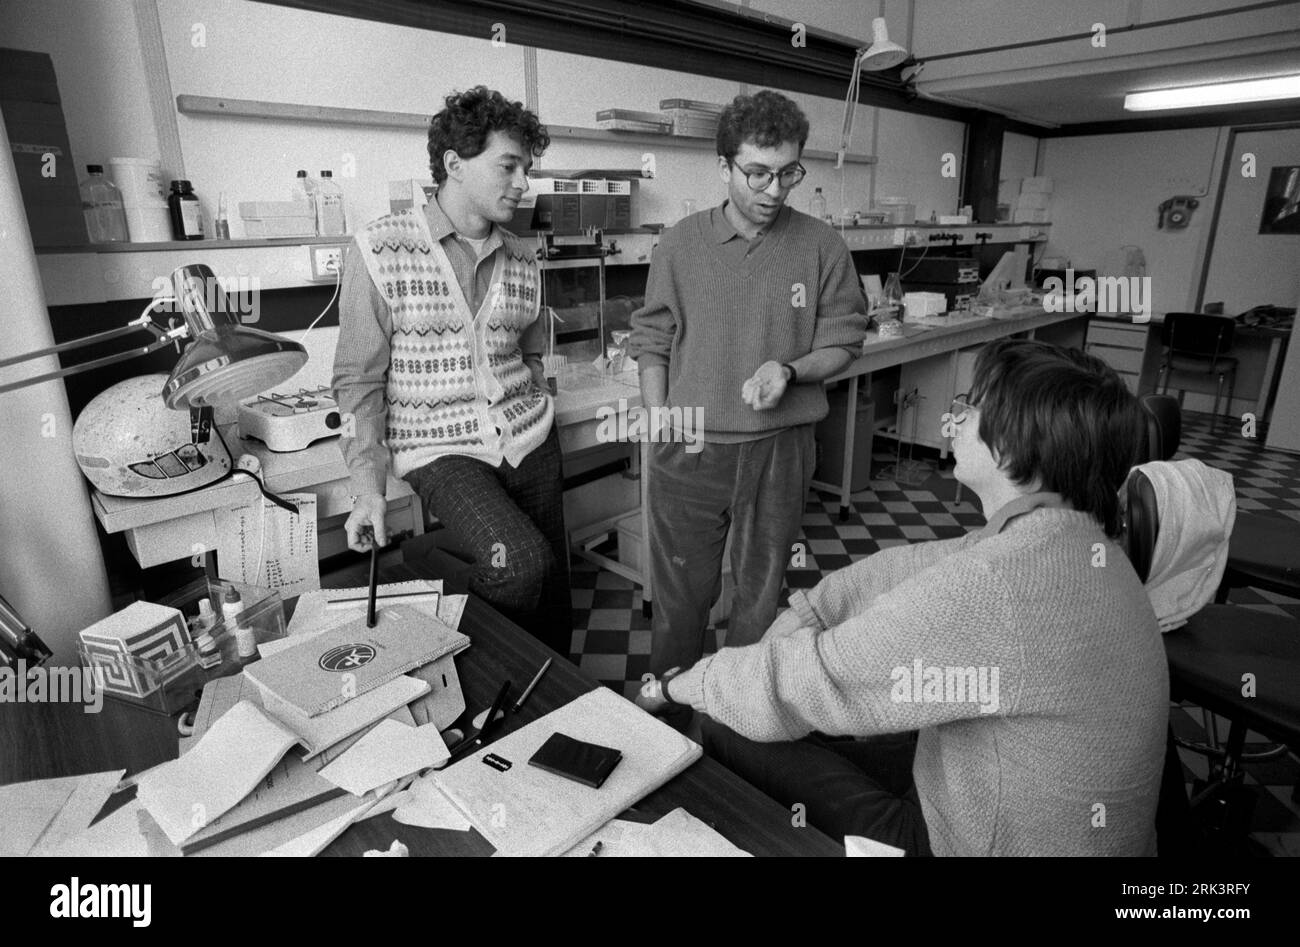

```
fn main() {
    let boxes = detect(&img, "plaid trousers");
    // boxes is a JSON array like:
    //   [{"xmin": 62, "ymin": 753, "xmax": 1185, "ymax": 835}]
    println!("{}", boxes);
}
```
[{"xmin": 403, "ymin": 426, "xmax": 572, "ymax": 655}]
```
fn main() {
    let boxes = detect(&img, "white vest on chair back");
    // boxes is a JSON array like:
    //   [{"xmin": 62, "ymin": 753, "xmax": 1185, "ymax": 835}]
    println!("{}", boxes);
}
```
[
  {"xmin": 1137, "ymin": 458, "xmax": 1236, "ymax": 631},
  {"xmin": 354, "ymin": 211, "xmax": 552, "ymax": 474}
]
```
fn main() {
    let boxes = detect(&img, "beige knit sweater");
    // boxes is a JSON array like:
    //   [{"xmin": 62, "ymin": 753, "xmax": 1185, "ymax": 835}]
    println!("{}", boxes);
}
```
[{"xmin": 669, "ymin": 497, "xmax": 1169, "ymax": 856}]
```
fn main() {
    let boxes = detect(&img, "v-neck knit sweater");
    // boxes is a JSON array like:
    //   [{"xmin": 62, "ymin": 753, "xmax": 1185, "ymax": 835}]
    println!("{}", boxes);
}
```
[
  {"xmin": 669, "ymin": 499, "xmax": 1170, "ymax": 856},
  {"xmin": 628, "ymin": 205, "xmax": 867, "ymax": 435}
]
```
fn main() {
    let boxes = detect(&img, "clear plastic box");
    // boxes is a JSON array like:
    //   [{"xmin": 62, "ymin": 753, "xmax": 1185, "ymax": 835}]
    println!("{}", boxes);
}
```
[{"xmin": 79, "ymin": 579, "xmax": 287, "ymax": 715}]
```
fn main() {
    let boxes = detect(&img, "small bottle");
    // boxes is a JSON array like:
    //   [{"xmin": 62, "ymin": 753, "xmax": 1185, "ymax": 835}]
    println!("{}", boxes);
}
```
[
  {"xmin": 168, "ymin": 180, "xmax": 204, "ymax": 240},
  {"xmin": 317, "ymin": 170, "xmax": 346, "ymax": 236},
  {"xmin": 930, "ymin": 210, "xmax": 938, "ymax": 223},
  {"xmin": 192, "ymin": 598, "xmax": 222, "ymax": 670},
  {"xmin": 882, "ymin": 272, "xmax": 904, "ymax": 319},
  {"xmin": 214, "ymin": 191, "xmax": 231, "ymax": 240},
  {"xmin": 79, "ymin": 165, "xmax": 128, "ymax": 243},
  {"xmin": 293, "ymin": 170, "xmax": 318, "ymax": 235},
  {"xmin": 809, "ymin": 187, "xmax": 827, "ymax": 221},
  {"xmin": 222, "ymin": 586, "xmax": 259, "ymax": 661}
]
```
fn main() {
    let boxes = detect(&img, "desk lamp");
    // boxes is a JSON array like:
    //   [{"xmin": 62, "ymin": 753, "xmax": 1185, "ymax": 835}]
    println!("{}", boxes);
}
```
[
  {"xmin": 836, "ymin": 17, "xmax": 911, "ymax": 169},
  {"xmin": 0, "ymin": 263, "xmax": 307, "ymax": 408}
]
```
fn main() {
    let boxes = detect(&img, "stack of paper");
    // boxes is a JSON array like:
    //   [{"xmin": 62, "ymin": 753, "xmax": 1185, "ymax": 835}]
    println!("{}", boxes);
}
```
[{"xmin": 563, "ymin": 808, "xmax": 751, "ymax": 857}]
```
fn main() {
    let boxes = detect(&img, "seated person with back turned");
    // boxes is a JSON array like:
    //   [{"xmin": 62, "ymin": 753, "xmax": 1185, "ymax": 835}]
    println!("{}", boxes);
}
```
[
  {"xmin": 639, "ymin": 339, "xmax": 1169, "ymax": 856},
  {"xmin": 333, "ymin": 86, "xmax": 572, "ymax": 654}
]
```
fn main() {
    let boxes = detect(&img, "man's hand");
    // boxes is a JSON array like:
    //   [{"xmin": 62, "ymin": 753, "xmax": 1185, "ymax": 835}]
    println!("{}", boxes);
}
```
[
  {"xmin": 741, "ymin": 360, "xmax": 791, "ymax": 411},
  {"xmin": 345, "ymin": 493, "xmax": 389, "ymax": 552}
]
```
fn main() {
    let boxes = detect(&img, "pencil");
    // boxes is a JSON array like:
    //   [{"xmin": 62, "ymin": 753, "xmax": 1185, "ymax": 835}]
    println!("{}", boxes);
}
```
[
  {"xmin": 366, "ymin": 543, "xmax": 379, "ymax": 628},
  {"xmin": 512, "ymin": 657, "xmax": 552, "ymax": 713}
]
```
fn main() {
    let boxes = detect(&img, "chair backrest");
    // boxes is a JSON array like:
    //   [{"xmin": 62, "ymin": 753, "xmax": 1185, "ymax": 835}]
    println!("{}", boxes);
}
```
[
  {"xmin": 1162, "ymin": 312, "xmax": 1235, "ymax": 360},
  {"xmin": 1125, "ymin": 469, "xmax": 1160, "ymax": 584},
  {"xmin": 1139, "ymin": 394, "xmax": 1182, "ymax": 462}
]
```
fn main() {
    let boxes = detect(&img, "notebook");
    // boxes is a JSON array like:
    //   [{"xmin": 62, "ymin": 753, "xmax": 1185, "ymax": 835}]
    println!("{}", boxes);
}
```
[
  {"xmin": 432, "ymin": 687, "xmax": 702, "ymax": 856},
  {"xmin": 243, "ymin": 605, "xmax": 468, "ymax": 717}
]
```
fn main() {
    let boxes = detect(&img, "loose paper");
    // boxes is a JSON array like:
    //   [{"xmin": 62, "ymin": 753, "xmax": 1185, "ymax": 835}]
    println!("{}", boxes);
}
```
[
  {"xmin": 319, "ymin": 720, "xmax": 449, "ymax": 796},
  {"xmin": 0, "ymin": 770, "xmax": 124, "ymax": 857},
  {"xmin": 215, "ymin": 493, "xmax": 319, "ymax": 597},
  {"xmin": 563, "ymin": 808, "xmax": 751, "ymax": 857},
  {"xmin": 385, "ymin": 775, "xmax": 473, "ymax": 832}
]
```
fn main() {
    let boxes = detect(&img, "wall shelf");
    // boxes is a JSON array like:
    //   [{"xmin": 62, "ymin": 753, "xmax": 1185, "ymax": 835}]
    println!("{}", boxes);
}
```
[{"xmin": 175, "ymin": 94, "xmax": 877, "ymax": 165}]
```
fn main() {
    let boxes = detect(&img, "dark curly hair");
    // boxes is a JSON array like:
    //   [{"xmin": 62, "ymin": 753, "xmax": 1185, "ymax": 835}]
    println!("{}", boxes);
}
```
[
  {"xmin": 968, "ymin": 339, "xmax": 1144, "ymax": 538},
  {"xmin": 715, "ymin": 90, "xmax": 810, "ymax": 162},
  {"xmin": 427, "ymin": 86, "xmax": 550, "ymax": 185}
]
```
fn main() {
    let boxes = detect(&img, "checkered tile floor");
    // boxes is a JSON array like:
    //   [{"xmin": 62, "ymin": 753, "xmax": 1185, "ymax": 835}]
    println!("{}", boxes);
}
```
[{"xmin": 566, "ymin": 411, "xmax": 1300, "ymax": 855}]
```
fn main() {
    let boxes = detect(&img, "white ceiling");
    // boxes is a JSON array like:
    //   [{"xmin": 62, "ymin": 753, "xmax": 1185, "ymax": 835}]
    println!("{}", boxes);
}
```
[{"xmin": 703, "ymin": 0, "xmax": 1300, "ymax": 126}]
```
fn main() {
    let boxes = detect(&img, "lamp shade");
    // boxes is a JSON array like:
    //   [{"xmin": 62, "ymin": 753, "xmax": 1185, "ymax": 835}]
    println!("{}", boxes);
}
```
[
  {"xmin": 162, "ymin": 264, "xmax": 307, "ymax": 409},
  {"xmin": 861, "ymin": 17, "xmax": 908, "ymax": 71}
]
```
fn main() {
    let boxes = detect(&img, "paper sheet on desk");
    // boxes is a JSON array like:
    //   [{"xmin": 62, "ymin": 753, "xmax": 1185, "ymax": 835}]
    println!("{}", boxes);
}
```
[
  {"xmin": 0, "ymin": 769, "xmax": 125, "ymax": 856},
  {"xmin": 285, "ymin": 580, "xmax": 464, "ymax": 638},
  {"xmin": 215, "ymin": 493, "xmax": 319, "ymax": 596},
  {"xmin": 563, "ymin": 808, "xmax": 751, "ymax": 857},
  {"xmin": 318, "ymin": 718, "xmax": 449, "ymax": 796}
]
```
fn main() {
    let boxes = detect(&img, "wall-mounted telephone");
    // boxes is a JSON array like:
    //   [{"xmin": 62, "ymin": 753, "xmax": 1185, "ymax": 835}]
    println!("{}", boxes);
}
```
[{"xmin": 1158, "ymin": 196, "xmax": 1200, "ymax": 230}]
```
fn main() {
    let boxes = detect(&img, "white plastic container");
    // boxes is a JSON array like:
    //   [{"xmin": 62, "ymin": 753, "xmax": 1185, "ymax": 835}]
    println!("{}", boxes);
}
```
[
  {"xmin": 123, "ymin": 202, "xmax": 172, "ymax": 242},
  {"xmin": 108, "ymin": 157, "xmax": 167, "ymax": 206}
]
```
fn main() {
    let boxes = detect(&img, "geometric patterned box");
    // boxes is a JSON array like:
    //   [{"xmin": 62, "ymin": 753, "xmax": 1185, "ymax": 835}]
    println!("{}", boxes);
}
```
[{"xmin": 78, "ymin": 601, "xmax": 192, "ymax": 698}]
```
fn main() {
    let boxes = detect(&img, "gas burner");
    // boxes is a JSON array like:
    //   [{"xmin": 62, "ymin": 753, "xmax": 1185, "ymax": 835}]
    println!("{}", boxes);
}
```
[{"xmin": 238, "ymin": 385, "xmax": 343, "ymax": 451}]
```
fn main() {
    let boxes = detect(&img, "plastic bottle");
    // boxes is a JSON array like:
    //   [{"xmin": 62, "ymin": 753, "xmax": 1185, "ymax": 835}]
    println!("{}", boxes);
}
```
[
  {"xmin": 191, "ymin": 598, "xmax": 222, "ymax": 670},
  {"xmin": 882, "ymin": 272, "xmax": 904, "ymax": 319},
  {"xmin": 79, "ymin": 165, "xmax": 128, "ymax": 243},
  {"xmin": 222, "ymin": 586, "xmax": 259, "ymax": 661},
  {"xmin": 167, "ymin": 180, "xmax": 204, "ymax": 240},
  {"xmin": 316, "ymin": 170, "xmax": 346, "ymax": 235},
  {"xmin": 214, "ymin": 191, "xmax": 231, "ymax": 240},
  {"xmin": 293, "ymin": 170, "xmax": 318, "ymax": 234},
  {"xmin": 809, "ymin": 187, "xmax": 827, "ymax": 221}
]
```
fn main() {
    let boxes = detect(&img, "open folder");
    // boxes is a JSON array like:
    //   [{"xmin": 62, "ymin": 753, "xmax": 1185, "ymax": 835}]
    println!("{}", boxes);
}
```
[{"xmin": 432, "ymin": 687, "xmax": 702, "ymax": 856}]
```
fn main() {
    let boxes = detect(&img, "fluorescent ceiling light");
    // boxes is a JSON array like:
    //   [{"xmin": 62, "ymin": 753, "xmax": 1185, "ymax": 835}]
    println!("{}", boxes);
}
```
[{"xmin": 1125, "ymin": 75, "xmax": 1300, "ymax": 111}]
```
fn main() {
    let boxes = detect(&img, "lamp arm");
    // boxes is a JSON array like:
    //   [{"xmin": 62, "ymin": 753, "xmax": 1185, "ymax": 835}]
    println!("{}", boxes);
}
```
[
  {"xmin": 837, "ymin": 50, "xmax": 865, "ymax": 169},
  {"xmin": 0, "ymin": 332, "xmax": 184, "ymax": 396}
]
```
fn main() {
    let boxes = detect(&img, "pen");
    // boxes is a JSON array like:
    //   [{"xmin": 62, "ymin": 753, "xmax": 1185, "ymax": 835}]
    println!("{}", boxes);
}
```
[
  {"xmin": 366, "ymin": 542, "xmax": 379, "ymax": 628},
  {"xmin": 511, "ymin": 658, "xmax": 551, "ymax": 713}
]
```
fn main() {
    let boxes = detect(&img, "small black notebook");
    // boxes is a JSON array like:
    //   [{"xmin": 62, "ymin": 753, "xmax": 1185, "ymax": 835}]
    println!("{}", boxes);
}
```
[{"xmin": 527, "ymin": 732, "xmax": 623, "ymax": 789}]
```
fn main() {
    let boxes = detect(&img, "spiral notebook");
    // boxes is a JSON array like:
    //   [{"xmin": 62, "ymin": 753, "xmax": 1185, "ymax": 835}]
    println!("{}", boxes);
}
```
[{"xmin": 432, "ymin": 687, "xmax": 702, "ymax": 856}]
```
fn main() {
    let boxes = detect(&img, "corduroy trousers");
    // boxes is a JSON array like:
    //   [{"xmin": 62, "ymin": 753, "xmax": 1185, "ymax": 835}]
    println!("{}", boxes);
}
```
[{"xmin": 645, "ymin": 424, "xmax": 815, "ymax": 676}]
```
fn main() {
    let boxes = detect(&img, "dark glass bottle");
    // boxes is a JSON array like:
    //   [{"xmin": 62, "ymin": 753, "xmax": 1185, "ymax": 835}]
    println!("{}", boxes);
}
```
[{"xmin": 168, "ymin": 179, "xmax": 205, "ymax": 240}]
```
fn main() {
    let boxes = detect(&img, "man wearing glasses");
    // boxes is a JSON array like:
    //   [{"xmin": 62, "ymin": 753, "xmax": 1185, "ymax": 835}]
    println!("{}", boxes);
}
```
[{"xmin": 629, "ymin": 90, "xmax": 867, "ymax": 721}]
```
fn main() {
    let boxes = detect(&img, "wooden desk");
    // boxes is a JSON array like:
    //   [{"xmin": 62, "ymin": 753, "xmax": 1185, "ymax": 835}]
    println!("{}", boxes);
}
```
[{"xmin": 0, "ymin": 565, "xmax": 841, "ymax": 857}]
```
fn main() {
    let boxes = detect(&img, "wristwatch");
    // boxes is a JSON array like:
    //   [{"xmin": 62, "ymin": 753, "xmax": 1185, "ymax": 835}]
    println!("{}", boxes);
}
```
[
  {"xmin": 659, "ymin": 669, "xmax": 685, "ymax": 706},
  {"xmin": 781, "ymin": 363, "xmax": 798, "ymax": 385}
]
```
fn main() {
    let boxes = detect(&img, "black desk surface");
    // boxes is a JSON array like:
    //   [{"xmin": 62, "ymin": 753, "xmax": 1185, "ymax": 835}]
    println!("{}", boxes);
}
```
[{"xmin": 1, "ymin": 563, "xmax": 842, "ymax": 857}]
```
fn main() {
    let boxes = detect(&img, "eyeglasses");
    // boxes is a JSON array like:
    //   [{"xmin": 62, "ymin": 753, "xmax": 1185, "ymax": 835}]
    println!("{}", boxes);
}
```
[
  {"xmin": 730, "ymin": 161, "xmax": 807, "ymax": 191},
  {"xmin": 949, "ymin": 392, "xmax": 978, "ymax": 424}
]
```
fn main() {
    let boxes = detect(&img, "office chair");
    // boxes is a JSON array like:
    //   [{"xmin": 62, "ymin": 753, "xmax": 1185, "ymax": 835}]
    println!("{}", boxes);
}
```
[
  {"xmin": 1126, "ymin": 467, "xmax": 1300, "ymax": 853},
  {"xmin": 1156, "ymin": 313, "xmax": 1238, "ymax": 434},
  {"xmin": 1139, "ymin": 393, "xmax": 1300, "ymax": 602}
]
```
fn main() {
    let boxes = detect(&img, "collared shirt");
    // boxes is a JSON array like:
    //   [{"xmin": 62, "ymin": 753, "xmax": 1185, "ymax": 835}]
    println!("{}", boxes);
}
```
[
  {"xmin": 707, "ymin": 201, "xmax": 793, "ymax": 267},
  {"xmin": 333, "ymin": 197, "xmax": 547, "ymax": 496}
]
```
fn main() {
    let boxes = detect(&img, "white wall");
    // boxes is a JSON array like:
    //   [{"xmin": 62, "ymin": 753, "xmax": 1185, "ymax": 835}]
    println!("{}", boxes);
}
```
[
  {"xmin": 1201, "ymin": 126, "xmax": 1300, "ymax": 314},
  {"xmin": 3, "ymin": 0, "xmax": 964, "ymax": 236},
  {"xmin": 0, "ymin": 0, "xmax": 160, "ymax": 170},
  {"xmin": 1040, "ymin": 126, "xmax": 1225, "ymax": 314}
]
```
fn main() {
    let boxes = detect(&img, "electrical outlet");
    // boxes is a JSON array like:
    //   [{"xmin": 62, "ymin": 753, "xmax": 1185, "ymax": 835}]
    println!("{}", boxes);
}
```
[{"xmin": 309, "ymin": 244, "xmax": 346, "ymax": 281}]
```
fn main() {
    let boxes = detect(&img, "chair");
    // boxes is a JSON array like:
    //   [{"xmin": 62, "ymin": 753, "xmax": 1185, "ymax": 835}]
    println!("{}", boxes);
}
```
[
  {"xmin": 1126, "ymin": 467, "xmax": 1300, "ymax": 853},
  {"xmin": 1156, "ymin": 313, "xmax": 1238, "ymax": 434}
]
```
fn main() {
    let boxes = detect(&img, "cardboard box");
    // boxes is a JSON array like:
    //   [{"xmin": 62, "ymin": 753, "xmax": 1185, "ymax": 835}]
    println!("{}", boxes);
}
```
[{"xmin": 79, "ymin": 601, "xmax": 193, "ymax": 699}]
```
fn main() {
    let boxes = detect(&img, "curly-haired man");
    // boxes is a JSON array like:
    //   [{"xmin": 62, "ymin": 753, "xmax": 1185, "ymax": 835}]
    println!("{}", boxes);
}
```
[
  {"xmin": 629, "ymin": 90, "xmax": 867, "ymax": 715},
  {"xmin": 333, "ymin": 86, "xmax": 571, "ymax": 653}
]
